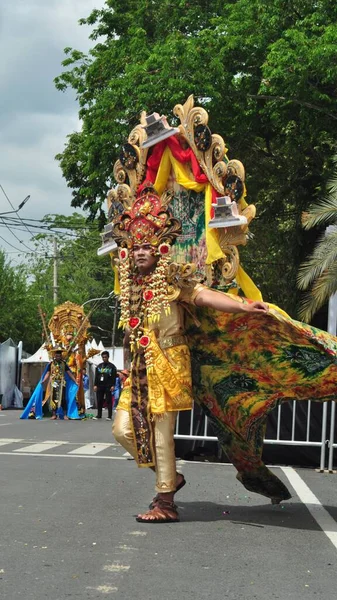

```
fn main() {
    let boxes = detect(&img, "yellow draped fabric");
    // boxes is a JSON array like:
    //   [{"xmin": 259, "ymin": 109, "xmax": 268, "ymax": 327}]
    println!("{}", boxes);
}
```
[
  {"xmin": 113, "ymin": 146, "xmax": 262, "ymax": 300},
  {"xmin": 113, "ymin": 263, "xmax": 120, "ymax": 295},
  {"xmin": 154, "ymin": 147, "xmax": 224, "ymax": 264},
  {"xmin": 236, "ymin": 265, "xmax": 263, "ymax": 301},
  {"xmin": 117, "ymin": 330, "xmax": 193, "ymax": 414},
  {"xmin": 146, "ymin": 330, "xmax": 193, "ymax": 413},
  {"xmin": 153, "ymin": 147, "xmax": 262, "ymax": 299}
]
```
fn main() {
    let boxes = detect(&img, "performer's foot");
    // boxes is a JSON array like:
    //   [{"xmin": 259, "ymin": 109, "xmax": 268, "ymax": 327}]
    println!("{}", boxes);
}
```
[
  {"xmin": 50, "ymin": 415, "xmax": 57, "ymax": 420},
  {"xmin": 136, "ymin": 498, "xmax": 179, "ymax": 523},
  {"xmin": 64, "ymin": 415, "xmax": 69, "ymax": 420},
  {"xmin": 149, "ymin": 473, "xmax": 186, "ymax": 509},
  {"xmin": 93, "ymin": 416, "xmax": 101, "ymax": 420}
]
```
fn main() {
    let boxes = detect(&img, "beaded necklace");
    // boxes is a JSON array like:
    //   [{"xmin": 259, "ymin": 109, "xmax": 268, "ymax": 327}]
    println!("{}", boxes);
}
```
[{"xmin": 118, "ymin": 247, "xmax": 171, "ymax": 360}]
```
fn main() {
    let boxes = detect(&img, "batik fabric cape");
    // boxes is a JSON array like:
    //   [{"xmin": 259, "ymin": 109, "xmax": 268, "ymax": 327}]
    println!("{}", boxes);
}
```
[{"xmin": 187, "ymin": 302, "xmax": 337, "ymax": 501}]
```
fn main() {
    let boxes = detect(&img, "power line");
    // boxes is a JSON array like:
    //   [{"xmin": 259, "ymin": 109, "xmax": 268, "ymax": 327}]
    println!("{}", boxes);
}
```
[
  {"xmin": 0, "ymin": 185, "xmax": 37, "ymax": 253},
  {"xmin": 0, "ymin": 234, "xmax": 28, "ymax": 253},
  {"xmin": 0, "ymin": 185, "xmax": 34, "ymax": 239},
  {"xmin": 0, "ymin": 218, "xmax": 99, "ymax": 238},
  {"xmin": 0, "ymin": 214, "xmax": 101, "ymax": 230},
  {"xmin": 0, "ymin": 218, "xmax": 37, "ymax": 253}
]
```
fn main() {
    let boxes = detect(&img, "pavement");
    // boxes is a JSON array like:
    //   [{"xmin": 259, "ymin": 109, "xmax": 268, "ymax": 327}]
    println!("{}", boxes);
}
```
[{"xmin": 0, "ymin": 410, "xmax": 336, "ymax": 600}]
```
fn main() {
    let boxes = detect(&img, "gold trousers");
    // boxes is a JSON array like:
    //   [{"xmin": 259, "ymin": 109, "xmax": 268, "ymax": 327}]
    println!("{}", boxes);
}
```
[{"xmin": 113, "ymin": 409, "xmax": 177, "ymax": 493}]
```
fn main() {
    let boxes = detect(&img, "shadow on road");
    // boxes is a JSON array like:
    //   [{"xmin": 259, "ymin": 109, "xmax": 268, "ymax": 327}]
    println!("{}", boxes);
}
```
[{"xmin": 177, "ymin": 501, "xmax": 337, "ymax": 530}]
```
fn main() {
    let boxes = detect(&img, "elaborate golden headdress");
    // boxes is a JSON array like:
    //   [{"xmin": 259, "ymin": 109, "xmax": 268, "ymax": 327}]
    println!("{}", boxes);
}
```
[
  {"xmin": 47, "ymin": 301, "xmax": 92, "ymax": 356},
  {"xmin": 108, "ymin": 186, "xmax": 182, "ymax": 331},
  {"xmin": 112, "ymin": 185, "xmax": 181, "ymax": 250}
]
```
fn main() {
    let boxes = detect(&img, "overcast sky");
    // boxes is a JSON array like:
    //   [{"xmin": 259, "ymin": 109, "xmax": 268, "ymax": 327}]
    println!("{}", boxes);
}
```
[{"xmin": 0, "ymin": 0, "xmax": 105, "ymax": 262}]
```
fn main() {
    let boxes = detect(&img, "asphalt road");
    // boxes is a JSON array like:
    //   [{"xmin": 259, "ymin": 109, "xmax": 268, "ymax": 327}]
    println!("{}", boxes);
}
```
[{"xmin": 0, "ymin": 410, "xmax": 336, "ymax": 600}]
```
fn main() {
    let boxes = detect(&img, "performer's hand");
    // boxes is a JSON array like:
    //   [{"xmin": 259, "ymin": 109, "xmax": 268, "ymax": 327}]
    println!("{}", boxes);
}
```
[
  {"xmin": 93, "ymin": 385, "xmax": 97, "ymax": 392},
  {"xmin": 245, "ymin": 301, "xmax": 269, "ymax": 313},
  {"xmin": 110, "ymin": 386, "xmax": 115, "ymax": 391}
]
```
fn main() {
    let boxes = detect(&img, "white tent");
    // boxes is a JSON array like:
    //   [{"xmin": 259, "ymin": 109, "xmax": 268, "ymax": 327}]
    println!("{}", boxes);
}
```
[
  {"xmin": 22, "ymin": 345, "xmax": 50, "ymax": 363},
  {"xmin": 20, "ymin": 344, "xmax": 49, "ymax": 400}
]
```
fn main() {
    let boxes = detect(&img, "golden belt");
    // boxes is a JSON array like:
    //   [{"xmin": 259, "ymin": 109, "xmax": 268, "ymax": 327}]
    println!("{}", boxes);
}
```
[{"xmin": 158, "ymin": 334, "xmax": 187, "ymax": 350}]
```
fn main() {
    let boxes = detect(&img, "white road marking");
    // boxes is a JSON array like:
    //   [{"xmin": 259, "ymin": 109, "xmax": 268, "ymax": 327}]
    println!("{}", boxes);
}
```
[
  {"xmin": 0, "ymin": 439, "xmax": 24, "ymax": 445},
  {"xmin": 87, "ymin": 585, "xmax": 118, "ymax": 593},
  {"xmin": 282, "ymin": 466, "xmax": 337, "ymax": 551},
  {"xmin": 102, "ymin": 563, "xmax": 130, "ymax": 572},
  {"xmin": 13, "ymin": 441, "xmax": 67, "ymax": 453},
  {"xmin": 0, "ymin": 452, "xmax": 128, "ymax": 460},
  {"xmin": 68, "ymin": 443, "xmax": 113, "ymax": 455}
]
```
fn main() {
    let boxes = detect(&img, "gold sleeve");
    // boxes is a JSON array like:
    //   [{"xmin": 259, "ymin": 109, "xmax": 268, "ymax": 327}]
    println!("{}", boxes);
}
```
[{"xmin": 178, "ymin": 283, "xmax": 207, "ymax": 305}]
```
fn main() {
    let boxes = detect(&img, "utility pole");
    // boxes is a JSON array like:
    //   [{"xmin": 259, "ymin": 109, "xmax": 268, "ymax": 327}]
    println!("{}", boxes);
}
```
[{"xmin": 53, "ymin": 237, "xmax": 58, "ymax": 305}]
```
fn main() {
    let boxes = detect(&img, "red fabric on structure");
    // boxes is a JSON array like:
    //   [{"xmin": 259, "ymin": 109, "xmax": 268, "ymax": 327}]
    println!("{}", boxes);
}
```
[
  {"xmin": 140, "ymin": 136, "xmax": 210, "ymax": 192},
  {"xmin": 144, "ymin": 141, "xmax": 167, "ymax": 183}
]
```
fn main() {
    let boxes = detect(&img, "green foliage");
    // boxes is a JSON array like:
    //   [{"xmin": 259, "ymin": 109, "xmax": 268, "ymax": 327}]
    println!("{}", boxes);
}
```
[
  {"xmin": 0, "ymin": 251, "xmax": 42, "ymax": 351},
  {"xmin": 55, "ymin": 0, "xmax": 337, "ymax": 315},
  {"xmin": 1, "ymin": 214, "xmax": 120, "ymax": 353},
  {"xmin": 27, "ymin": 213, "xmax": 120, "ymax": 349},
  {"xmin": 297, "ymin": 156, "xmax": 337, "ymax": 322}
]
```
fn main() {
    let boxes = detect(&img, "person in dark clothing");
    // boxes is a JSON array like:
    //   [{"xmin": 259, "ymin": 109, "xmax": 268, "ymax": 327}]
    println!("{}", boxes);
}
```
[{"xmin": 93, "ymin": 351, "xmax": 117, "ymax": 420}]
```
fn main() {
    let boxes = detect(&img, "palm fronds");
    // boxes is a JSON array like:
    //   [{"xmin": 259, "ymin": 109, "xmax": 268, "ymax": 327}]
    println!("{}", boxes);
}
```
[
  {"xmin": 298, "ymin": 153, "xmax": 337, "ymax": 322},
  {"xmin": 301, "ymin": 195, "xmax": 337, "ymax": 229},
  {"xmin": 297, "ymin": 230, "xmax": 337, "ymax": 290},
  {"xmin": 298, "ymin": 260, "xmax": 337, "ymax": 322}
]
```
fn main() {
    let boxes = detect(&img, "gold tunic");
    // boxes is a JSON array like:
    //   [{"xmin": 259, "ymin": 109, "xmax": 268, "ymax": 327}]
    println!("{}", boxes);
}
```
[{"xmin": 117, "ymin": 282, "xmax": 205, "ymax": 414}]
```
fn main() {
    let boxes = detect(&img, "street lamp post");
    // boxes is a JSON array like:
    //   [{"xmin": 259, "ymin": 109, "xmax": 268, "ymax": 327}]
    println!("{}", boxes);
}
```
[
  {"xmin": 0, "ymin": 194, "xmax": 30, "ymax": 216},
  {"xmin": 81, "ymin": 292, "xmax": 115, "ymax": 308},
  {"xmin": 82, "ymin": 293, "xmax": 119, "ymax": 359}
]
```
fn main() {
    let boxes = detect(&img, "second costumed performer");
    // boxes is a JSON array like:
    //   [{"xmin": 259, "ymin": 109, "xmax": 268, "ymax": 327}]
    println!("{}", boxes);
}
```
[{"xmin": 112, "ymin": 187, "xmax": 269, "ymax": 523}]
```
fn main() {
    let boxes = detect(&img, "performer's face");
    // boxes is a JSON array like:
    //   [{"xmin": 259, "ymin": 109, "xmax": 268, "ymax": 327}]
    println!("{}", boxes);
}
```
[
  {"xmin": 54, "ymin": 352, "xmax": 62, "ymax": 362},
  {"xmin": 133, "ymin": 244, "xmax": 158, "ymax": 274}
]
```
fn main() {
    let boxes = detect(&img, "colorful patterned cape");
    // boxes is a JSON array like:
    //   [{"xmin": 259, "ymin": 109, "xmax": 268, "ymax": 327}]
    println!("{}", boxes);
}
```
[{"xmin": 187, "ymin": 303, "xmax": 337, "ymax": 502}]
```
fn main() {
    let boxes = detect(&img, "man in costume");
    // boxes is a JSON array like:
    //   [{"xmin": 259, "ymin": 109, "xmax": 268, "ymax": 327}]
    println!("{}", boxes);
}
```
[
  {"xmin": 42, "ymin": 349, "xmax": 78, "ymax": 419},
  {"xmin": 112, "ymin": 187, "xmax": 269, "ymax": 523},
  {"xmin": 21, "ymin": 348, "xmax": 79, "ymax": 420},
  {"xmin": 47, "ymin": 301, "xmax": 100, "ymax": 416},
  {"xmin": 102, "ymin": 97, "xmax": 337, "ymax": 518}
]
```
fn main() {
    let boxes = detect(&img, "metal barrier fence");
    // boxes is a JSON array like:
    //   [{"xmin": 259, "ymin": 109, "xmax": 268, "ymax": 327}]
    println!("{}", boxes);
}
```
[{"xmin": 174, "ymin": 400, "xmax": 337, "ymax": 471}]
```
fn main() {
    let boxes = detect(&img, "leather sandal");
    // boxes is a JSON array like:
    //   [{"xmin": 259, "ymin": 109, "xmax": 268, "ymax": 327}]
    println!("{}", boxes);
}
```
[
  {"xmin": 149, "ymin": 474, "xmax": 186, "ymax": 509},
  {"xmin": 136, "ymin": 498, "xmax": 180, "ymax": 523}
]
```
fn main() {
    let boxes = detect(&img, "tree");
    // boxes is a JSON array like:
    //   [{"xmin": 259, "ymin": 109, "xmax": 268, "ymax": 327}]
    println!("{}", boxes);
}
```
[
  {"xmin": 297, "ymin": 155, "xmax": 337, "ymax": 322},
  {"xmin": 55, "ymin": 0, "xmax": 337, "ymax": 315},
  {"xmin": 0, "ymin": 250, "xmax": 41, "ymax": 351},
  {"xmin": 1, "ymin": 214, "xmax": 120, "ymax": 352},
  {"xmin": 27, "ymin": 213, "xmax": 120, "ymax": 348}
]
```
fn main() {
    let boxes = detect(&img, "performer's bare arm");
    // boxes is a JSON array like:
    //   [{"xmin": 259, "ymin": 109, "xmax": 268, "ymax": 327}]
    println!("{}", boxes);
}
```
[{"xmin": 194, "ymin": 288, "xmax": 269, "ymax": 314}]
